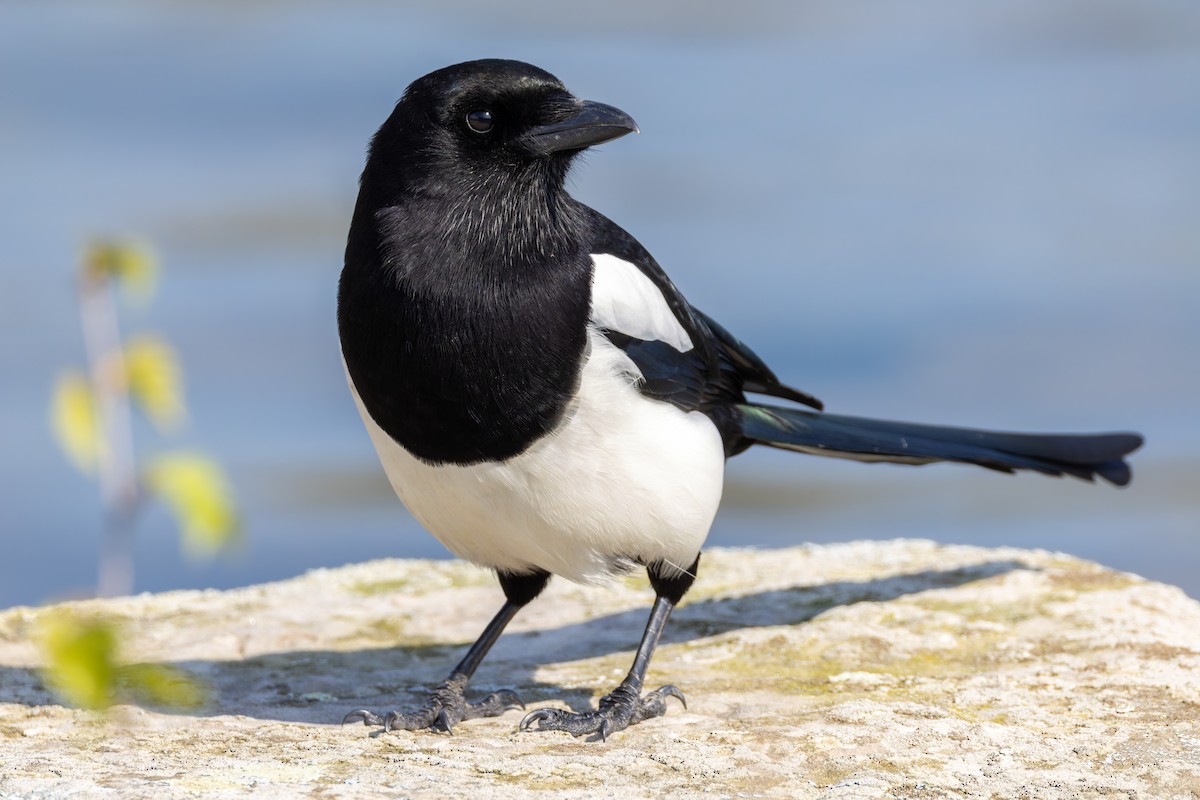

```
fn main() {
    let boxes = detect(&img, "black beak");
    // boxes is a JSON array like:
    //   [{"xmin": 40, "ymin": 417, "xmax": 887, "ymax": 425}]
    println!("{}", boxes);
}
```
[{"xmin": 524, "ymin": 100, "xmax": 639, "ymax": 155}]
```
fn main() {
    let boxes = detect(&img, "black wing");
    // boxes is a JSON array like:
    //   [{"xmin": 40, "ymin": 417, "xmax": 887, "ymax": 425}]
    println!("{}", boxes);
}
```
[
  {"xmin": 584, "ymin": 209, "xmax": 821, "ymax": 453},
  {"xmin": 582, "ymin": 209, "xmax": 1142, "ymax": 483}
]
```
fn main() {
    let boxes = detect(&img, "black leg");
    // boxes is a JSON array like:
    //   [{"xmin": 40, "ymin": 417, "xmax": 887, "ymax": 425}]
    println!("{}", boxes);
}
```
[
  {"xmin": 343, "ymin": 569, "xmax": 550, "ymax": 734},
  {"xmin": 520, "ymin": 556, "xmax": 698, "ymax": 740}
]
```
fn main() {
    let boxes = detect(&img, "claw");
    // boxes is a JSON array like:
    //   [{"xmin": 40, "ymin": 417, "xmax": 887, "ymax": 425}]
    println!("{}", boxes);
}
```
[
  {"xmin": 656, "ymin": 684, "xmax": 687, "ymax": 710},
  {"xmin": 519, "ymin": 707, "xmax": 558, "ymax": 732},
  {"xmin": 344, "ymin": 678, "xmax": 525, "ymax": 735},
  {"xmin": 433, "ymin": 708, "xmax": 454, "ymax": 735},
  {"xmin": 487, "ymin": 689, "xmax": 526, "ymax": 712},
  {"xmin": 518, "ymin": 683, "xmax": 686, "ymax": 740},
  {"xmin": 342, "ymin": 709, "xmax": 384, "ymax": 726},
  {"xmin": 598, "ymin": 717, "xmax": 613, "ymax": 742}
]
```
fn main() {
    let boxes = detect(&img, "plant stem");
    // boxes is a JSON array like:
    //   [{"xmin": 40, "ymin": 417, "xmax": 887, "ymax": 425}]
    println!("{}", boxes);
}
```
[{"xmin": 79, "ymin": 270, "xmax": 139, "ymax": 597}]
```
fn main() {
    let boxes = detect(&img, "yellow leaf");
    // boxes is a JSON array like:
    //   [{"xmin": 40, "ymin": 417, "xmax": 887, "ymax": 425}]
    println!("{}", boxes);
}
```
[
  {"xmin": 36, "ymin": 611, "xmax": 209, "ymax": 712},
  {"xmin": 118, "ymin": 663, "xmax": 207, "ymax": 710},
  {"xmin": 124, "ymin": 335, "xmax": 186, "ymax": 431},
  {"xmin": 36, "ymin": 611, "xmax": 118, "ymax": 711},
  {"xmin": 83, "ymin": 239, "xmax": 157, "ymax": 302},
  {"xmin": 145, "ymin": 452, "xmax": 239, "ymax": 558},
  {"xmin": 50, "ymin": 370, "xmax": 103, "ymax": 473}
]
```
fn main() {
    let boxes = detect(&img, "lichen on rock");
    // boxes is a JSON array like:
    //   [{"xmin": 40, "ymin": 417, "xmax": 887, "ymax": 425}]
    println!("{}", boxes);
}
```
[{"xmin": 1, "ymin": 540, "xmax": 1198, "ymax": 799}]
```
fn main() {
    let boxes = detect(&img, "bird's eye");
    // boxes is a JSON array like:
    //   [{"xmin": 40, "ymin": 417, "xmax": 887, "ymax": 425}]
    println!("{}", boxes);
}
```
[{"xmin": 465, "ymin": 110, "xmax": 494, "ymax": 133}]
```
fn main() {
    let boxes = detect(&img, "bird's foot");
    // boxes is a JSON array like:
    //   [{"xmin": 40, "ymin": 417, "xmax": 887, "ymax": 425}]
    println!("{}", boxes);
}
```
[
  {"xmin": 342, "ymin": 672, "xmax": 523, "ymax": 734},
  {"xmin": 519, "ymin": 682, "xmax": 685, "ymax": 741}
]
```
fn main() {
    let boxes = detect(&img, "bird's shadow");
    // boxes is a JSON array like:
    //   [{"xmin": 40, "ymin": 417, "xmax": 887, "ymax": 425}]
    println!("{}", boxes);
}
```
[{"xmin": 1, "ymin": 559, "xmax": 1028, "ymax": 724}]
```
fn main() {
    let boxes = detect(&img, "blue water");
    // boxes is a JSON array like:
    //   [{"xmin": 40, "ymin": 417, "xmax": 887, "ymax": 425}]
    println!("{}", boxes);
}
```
[{"xmin": 2, "ymin": 1, "xmax": 1197, "ymax": 607}]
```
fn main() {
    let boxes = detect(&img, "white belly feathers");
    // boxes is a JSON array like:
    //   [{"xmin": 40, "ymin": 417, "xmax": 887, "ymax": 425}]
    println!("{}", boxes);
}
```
[{"xmin": 348, "ymin": 329, "xmax": 724, "ymax": 585}]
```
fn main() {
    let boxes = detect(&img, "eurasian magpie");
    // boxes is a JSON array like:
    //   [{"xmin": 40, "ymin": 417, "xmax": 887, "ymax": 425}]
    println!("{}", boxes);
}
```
[{"xmin": 337, "ymin": 59, "xmax": 1142, "ymax": 740}]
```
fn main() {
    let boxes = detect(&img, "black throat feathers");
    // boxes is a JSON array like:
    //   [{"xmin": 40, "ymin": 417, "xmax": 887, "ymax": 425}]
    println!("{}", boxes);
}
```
[{"xmin": 338, "ymin": 149, "xmax": 593, "ymax": 466}]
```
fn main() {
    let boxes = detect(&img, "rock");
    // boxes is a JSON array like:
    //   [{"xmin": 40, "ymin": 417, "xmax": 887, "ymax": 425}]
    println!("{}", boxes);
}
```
[{"xmin": 1, "ymin": 540, "xmax": 1198, "ymax": 799}]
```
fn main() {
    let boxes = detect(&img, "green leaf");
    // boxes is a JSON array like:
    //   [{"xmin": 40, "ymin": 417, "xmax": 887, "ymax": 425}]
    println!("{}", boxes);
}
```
[
  {"xmin": 50, "ymin": 370, "xmax": 103, "ymax": 473},
  {"xmin": 144, "ymin": 452, "xmax": 240, "ymax": 558}
]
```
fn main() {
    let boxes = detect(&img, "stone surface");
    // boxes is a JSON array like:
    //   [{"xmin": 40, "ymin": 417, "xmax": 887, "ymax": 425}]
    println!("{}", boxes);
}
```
[{"xmin": 1, "ymin": 540, "xmax": 1198, "ymax": 799}]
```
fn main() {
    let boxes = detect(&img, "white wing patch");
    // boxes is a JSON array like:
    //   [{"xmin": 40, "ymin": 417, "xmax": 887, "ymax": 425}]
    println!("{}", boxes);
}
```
[{"xmin": 589, "ymin": 253, "xmax": 694, "ymax": 352}]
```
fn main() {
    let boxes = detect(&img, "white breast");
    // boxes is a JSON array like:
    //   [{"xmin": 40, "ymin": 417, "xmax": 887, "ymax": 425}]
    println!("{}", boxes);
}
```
[{"xmin": 347, "ymin": 330, "xmax": 725, "ymax": 585}]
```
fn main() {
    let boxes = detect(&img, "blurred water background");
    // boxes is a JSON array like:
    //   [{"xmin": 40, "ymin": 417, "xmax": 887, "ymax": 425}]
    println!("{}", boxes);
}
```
[{"xmin": 2, "ymin": 1, "xmax": 1197, "ymax": 607}]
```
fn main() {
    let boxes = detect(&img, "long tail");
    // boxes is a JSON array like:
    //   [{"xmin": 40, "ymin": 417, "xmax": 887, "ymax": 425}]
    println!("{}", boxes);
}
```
[{"xmin": 737, "ymin": 404, "xmax": 1143, "ymax": 486}]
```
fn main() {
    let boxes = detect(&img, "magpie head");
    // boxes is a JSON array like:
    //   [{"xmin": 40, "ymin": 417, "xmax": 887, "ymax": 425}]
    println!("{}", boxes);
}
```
[{"xmin": 366, "ymin": 59, "xmax": 638, "ymax": 197}]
